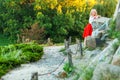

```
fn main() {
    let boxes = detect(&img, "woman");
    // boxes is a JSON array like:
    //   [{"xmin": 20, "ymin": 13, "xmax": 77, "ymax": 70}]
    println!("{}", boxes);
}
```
[{"xmin": 83, "ymin": 9, "xmax": 99, "ymax": 47}]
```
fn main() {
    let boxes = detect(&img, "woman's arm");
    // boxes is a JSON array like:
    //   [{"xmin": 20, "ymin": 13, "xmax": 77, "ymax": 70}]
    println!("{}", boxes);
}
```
[{"xmin": 89, "ymin": 16, "xmax": 94, "ymax": 24}]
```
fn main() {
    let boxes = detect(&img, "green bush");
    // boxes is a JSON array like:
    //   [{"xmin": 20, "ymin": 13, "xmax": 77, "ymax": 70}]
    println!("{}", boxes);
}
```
[
  {"xmin": 63, "ymin": 62, "xmax": 75, "ymax": 74},
  {"xmin": 0, "ymin": 42, "xmax": 43, "ymax": 78},
  {"xmin": 93, "ymin": 0, "xmax": 117, "ymax": 17},
  {"xmin": 108, "ymin": 20, "xmax": 120, "ymax": 40},
  {"xmin": 0, "ymin": 64, "xmax": 12, "ymax": 77}
]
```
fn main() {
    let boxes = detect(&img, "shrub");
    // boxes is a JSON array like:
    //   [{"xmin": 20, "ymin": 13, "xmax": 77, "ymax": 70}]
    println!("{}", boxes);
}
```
[
  {"xmin": 0, "ymin": 42, "xmax": 43, "ymax": 78},
  {"xmin": 108, "ymin": 20, "xmax": 120, "ymax": 40},
  {"xmin": 63, "ymin": 62, "xmax": 75, "ymax": 74},
  {"xmin": 93, "ymin": 0, "xmax": 117, "ymax": 17}
]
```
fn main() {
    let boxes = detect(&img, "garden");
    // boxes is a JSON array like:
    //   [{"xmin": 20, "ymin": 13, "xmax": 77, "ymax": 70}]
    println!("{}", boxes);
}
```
[{"xmin": 0, "ymin": 0, "xmax": 119, "ymax": 80}]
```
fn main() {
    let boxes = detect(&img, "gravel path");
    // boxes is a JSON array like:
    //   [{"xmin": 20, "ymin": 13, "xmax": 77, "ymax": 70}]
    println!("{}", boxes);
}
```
[
  {"xmin": 1, "ymin": 44, "xmax": 104, "ymax": 80},
  {"xmin": 1, "ymin": 46, "xmax": 66, "ymax": 80}
]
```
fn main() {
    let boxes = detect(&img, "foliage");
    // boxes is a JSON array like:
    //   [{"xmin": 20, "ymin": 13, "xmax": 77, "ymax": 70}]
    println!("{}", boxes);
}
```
[
  {"xmin": 93, "ymin": 0, "xmax": 117, "ymax": 17},
  {"xmin": 0, "ymin": 64, "xmax": 12, "ymax": 78},
  {"xmin": 0, "ymin": 35, "xmax": 14, "ymax": 46},
  {"xmin": 20, "ymin": 23, "xmax": 45, "ymax": 43},
  {"xmin": 0, "ymin": 0, "xmax": 117, "ymax": 43},
  {"xmin": 63, "ymin": 62, "xmax": 75, "ymax": 74},
  {"xmin": 108, "ymin": 20, "xmax": 120, "ymax": 40},
  {"xmin": 0, "ymin": 42, "xmax": 43, "ymax": 78},
  {"xmin": 80, "ymin": 66, "xmax": 94, "ymax": 80},
  {"xmin": 0, "ymin": 0, "xmax": 35, "ymax": 40}
]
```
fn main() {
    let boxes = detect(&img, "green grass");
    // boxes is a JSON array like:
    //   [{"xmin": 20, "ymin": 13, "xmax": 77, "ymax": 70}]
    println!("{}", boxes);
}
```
[{"xmin": 0, "ymin": 42, "xmax": 44, "ymax": 78}]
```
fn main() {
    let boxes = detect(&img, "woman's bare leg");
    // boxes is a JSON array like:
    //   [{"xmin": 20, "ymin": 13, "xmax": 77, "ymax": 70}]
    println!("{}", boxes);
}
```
[{"xmin": 84, "ymin": 37, "xmax": 87, "ymax": 48}]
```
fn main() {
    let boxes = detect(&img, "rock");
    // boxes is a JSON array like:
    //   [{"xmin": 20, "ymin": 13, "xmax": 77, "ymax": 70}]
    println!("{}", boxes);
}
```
[
  {"xmin": 78, "ymin": 39, "xmax": 119, "ymax": 80},
  {"xmin": 92, "ymin": 17, "xmax": 110, "ymax": 38},
  {"xmin": 113, "ymin": 0, "xmax": 120, "ymax": 20},
  {"xmin": 57, "ymin": 71, "xmax": 67, "ymax": 78},
  {"xmin": 112, "ymin": 56, "xmax": 120, "ymax": 66},
  {"xmin": 92, "ymin": 29, "xmax": 100, "ymax": 38},
  {"xmin": 98, "ymin": 39, "xmax": 119, "ymax": 63},
  {"xmin": 47, "ymin": 38, "xmax": 53, "ymax": 46},
  {"xmin": 86, "ymin": 36, "xmax": 96, "ymax": 49},
  {"xmin": 92, "ymin": 63, "xmax": 120, "ymax": 80},
  {"xmin": 95, "ymin": 38, "xmax": 104, "ymax": 47},
  {"xmin": 31, "ymin": 72, "xmax": 38, "ymax": 80},
  {"xmin": 112, "ymin": 46, "xmax": 120, "ymax": 66},
  {"xmin": 116, "ymin": 12, "xmax": 120, "ymax": 31}
]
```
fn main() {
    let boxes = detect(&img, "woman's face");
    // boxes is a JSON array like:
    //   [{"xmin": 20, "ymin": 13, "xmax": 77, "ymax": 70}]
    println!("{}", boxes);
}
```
[{"xmin": 91, "ymin": 11, "xmax": 97, "ymax": 16}]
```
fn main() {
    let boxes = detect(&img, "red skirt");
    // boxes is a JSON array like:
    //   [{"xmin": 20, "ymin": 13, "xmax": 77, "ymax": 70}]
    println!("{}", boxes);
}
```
[{"xmin": 83, "ymin": 23, "xmax": 93, "ymax": 38}]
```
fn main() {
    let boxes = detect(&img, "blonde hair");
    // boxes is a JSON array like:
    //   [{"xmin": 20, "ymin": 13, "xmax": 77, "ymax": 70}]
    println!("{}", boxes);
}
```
[{"xmin": 90, "ymin": 9, "xmax": 97, "ymax": 16}]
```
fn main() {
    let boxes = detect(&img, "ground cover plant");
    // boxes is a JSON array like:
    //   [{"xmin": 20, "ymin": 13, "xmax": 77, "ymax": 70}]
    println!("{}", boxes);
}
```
[{"xmin": 0, "ymin": 42, "xmax": 43, "ymax": 78}]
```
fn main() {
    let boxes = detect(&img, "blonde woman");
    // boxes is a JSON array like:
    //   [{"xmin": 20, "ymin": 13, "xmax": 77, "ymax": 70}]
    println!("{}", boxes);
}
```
[{"xmin": 83, "ymin": 9, "xmax": 99, "ymax": 47}]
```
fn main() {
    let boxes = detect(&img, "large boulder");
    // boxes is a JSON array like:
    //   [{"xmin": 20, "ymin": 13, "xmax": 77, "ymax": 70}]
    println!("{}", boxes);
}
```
[
  {"xmin": 92, "ymin": 63, "xmax": 120, "ymax": 80},
  {"xmin": 112, "ymin": 56, "xmax": 120, "ymax": 66},
  {"xmin": 86, "ymin": 36, "xmax": 96, "ymax": 49}
]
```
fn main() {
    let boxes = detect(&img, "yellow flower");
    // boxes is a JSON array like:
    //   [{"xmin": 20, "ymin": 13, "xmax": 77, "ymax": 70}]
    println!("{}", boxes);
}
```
[
  {"xmin": 50, "ymin": 4, "xmax": 54, "ymax": 9},
  {"xmin": 57, "ymin": 5, "xmax": 62, "ymax": 13},
  {"xmin": 34, "ymin": 4, "xmax": 41, "ymax": 10}
]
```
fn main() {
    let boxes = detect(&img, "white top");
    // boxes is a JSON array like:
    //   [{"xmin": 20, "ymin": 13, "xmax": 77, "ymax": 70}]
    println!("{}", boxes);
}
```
[{"xmin": 89, "ymin": 16, "xmax": 98, "ymax": 24}]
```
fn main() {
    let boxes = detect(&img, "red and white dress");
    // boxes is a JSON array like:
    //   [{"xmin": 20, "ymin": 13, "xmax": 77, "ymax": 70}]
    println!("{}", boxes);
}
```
[{"xmin": 83, "ymin": 16, "xmax": 97, "ymax": 38}]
